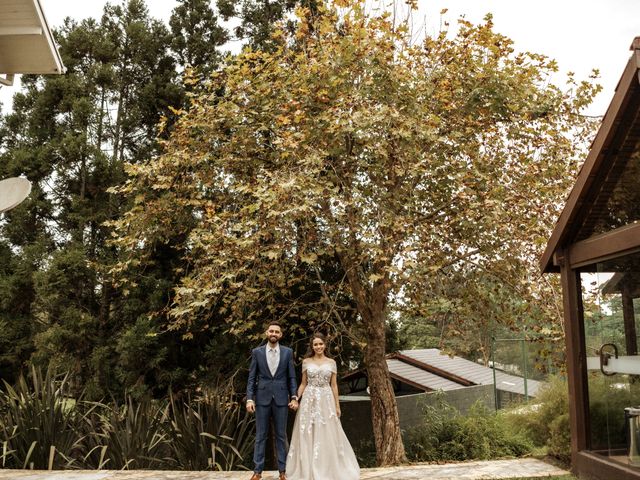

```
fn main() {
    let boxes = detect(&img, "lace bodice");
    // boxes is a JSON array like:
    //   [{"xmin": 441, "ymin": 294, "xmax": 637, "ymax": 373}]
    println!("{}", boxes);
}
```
[{"xmin": 302, "ymin": 361, "xmax": 336, "ymax": 387}]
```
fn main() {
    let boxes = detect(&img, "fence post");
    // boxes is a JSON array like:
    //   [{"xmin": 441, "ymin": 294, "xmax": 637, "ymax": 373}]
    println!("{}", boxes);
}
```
[
  {"xmin": 491, "ymin": 336, "xmax": 498, "ymax": 411},
  {"xmin": 521, "ymin": 338, "xmax": 529, "ymax": 401}
]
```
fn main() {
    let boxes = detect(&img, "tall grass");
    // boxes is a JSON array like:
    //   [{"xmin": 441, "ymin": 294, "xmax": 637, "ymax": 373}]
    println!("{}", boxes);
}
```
[
  {"xmin": 87, "ymin": 397, "xmax": 172, "ymax": 470},
  {"xmin": 0, "ymin": 368, "xmax": 254, "ymax": 471}
]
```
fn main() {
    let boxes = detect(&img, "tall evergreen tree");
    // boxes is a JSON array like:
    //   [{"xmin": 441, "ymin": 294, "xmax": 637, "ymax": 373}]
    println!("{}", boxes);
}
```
[
  {"xmin": 217, "ymin": 0, "xmax": 316, "ymax": 50},
  {"xmin": 170, "ymin": 0, "xmax": 228, "ymax": 77},
  {"xmin": 0, "ymin": 1, "xmax": 185, "ymax": 396}
]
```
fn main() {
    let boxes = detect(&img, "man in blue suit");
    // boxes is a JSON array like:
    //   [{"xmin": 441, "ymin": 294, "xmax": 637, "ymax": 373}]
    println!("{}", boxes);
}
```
[{"xmin": 246, "ymin": 321, "xmax": 298, "ymax": 480}]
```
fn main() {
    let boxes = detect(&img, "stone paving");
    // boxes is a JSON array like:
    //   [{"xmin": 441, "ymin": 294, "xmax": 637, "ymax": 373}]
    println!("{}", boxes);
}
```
[{"xmin": 0, "ymin": 458, "xmax": 570, "ymax": 479}]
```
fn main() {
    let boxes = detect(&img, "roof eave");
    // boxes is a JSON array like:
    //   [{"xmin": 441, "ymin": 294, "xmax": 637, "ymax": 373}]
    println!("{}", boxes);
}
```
[{"xmin": 33, "ymin": 0, "xmax": 65, "ymax": 74}]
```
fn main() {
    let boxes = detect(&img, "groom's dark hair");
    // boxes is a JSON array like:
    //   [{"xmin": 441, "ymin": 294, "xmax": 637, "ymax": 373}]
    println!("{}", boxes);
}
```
[{"xmin": 265, "ymin": 320, "xmax": 283, "ymax": 331}]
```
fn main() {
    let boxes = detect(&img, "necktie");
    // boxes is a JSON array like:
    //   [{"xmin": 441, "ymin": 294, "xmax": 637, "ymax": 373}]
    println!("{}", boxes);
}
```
[{"xmin": 268, "ymin": 348, "xmax": 278, "ymax": 376}]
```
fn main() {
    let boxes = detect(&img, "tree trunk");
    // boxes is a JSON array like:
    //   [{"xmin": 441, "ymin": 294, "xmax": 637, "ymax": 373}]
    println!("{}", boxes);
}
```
[
  {"xmin": 332, "ymin": 201, "xmax": 406, "ymax": 465},
  {"xmin": 363, "ymin": 309, "xmax": 406, "ymax": 466}
]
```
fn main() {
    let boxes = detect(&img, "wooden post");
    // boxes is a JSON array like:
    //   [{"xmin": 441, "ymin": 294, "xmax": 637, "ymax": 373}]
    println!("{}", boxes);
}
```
[
  {"xmin": 622, "ymin": 284, "xmax": 638, "ymax": 356},
  {"xmin": 558, "ymin": 249, "xmax": 590, "ymax": 465}
]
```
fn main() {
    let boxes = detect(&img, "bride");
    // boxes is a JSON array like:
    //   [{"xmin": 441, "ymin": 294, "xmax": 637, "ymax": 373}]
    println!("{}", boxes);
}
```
[{"xmin": 286, "ymin": 333, "xmax": 360, "ymax": 480}]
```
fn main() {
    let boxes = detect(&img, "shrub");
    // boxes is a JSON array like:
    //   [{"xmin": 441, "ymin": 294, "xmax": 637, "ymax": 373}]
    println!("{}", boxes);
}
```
[
  {"xmin": 586, "ymin": 374, "xmax": 640, "ymax": 452},
  {"xmin": 404, "ymin": 398, "xmax": 533, "ymax": 462},
  {"xmin": 504, "ymin": 375, "xmax": 570, "ymax": 463},
  {"xmin": 352, "ymin": 438, "xmax": 377, "ymax": 468},
  {"xmin": 83, "ymin": 397, "xmax": 173, "ymax": 470}
]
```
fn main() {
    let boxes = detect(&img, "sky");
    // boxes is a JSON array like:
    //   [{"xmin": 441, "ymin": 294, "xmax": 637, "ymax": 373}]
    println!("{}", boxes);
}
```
[{"xmin": 1, "ymin": 0, "xmax": 639, "ymax": 115}]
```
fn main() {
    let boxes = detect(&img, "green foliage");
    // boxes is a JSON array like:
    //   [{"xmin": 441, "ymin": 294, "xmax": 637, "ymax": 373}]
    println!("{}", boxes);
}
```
[
  {"xmin": 167, "ymin": 391, "xmax": 254, "ymax": 470},
  {"xmin": 0, "ymin": 368, "xmax": 84, "ymax": 469},
  {"xmin": 0, "ymin": 368, "xmax": 254, "ymax": 470},
  {"xmin": 169, "ymin": 0, "xmax": 228, "ymax": 76},
  {"xmin": 89, "ymin": 397, "xmax": 171, "ymax": 470},
  {"xmin": 504, "ymin": 375, "xmax": 570, "ymax": 463},
  {"xmin": 0, "ymin": 0, "xmax": 249, "ymax": 398},
  {"xmin": 114, "ymin": 317, "xmax": 168, "ymax": 398},
  {"xmin": 397, "ymin": 313, "xmax": 441, "ymax": 350},
  {"xmin": 586, "ymin": 374, "xmax": 640, "ymax": 453},
  {"xmin": 404, "ymin": 399, "xmax": 533, "ymax": 462},
  {"xmin": 1, "ymin": 0, "xmax": 599, "ymax": 465},
  {"xmin": 352, "ymin": 438, "xmax": 377, "ymax": 468},
  {"xmin": 217, "ymin": 0, "xmax": 311, "ymax": 51}
]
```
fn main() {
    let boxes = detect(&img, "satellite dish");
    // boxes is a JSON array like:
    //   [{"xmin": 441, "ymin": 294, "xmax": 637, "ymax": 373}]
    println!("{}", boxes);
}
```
[{"xmin": 0, "ymin": 177, "xmax": 32, "ymax": 213}]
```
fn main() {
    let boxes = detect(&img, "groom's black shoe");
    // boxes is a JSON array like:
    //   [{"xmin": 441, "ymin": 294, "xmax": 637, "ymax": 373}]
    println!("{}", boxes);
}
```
[
  {"xmin": 249, "ymin": 473, "xmax": 261, "ymax": 480},
  {"xmin": 279, "ymin": 472, "xmax": 287, "ymax": 480}
]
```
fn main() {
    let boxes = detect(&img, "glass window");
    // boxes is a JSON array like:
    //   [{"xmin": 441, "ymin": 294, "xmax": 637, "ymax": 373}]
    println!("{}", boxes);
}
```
[{"xmin": 580, "ymin": 251, "xmax": 640, "ymax": 467}]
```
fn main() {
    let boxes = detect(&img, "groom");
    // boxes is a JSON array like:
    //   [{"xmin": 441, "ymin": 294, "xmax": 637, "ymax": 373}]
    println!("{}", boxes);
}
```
[{"xmin": 246, "ymin": 321, "xmax": 298, "ymax": 480}]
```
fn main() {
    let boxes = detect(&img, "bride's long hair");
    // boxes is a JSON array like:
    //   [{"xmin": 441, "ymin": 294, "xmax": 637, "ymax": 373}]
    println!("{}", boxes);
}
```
[{"xmin": 304, "ymin": 332, "xmax": 333, "ymax": 359}]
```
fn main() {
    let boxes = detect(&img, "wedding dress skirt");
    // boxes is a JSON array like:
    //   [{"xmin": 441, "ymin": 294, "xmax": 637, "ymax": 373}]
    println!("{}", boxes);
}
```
[{"xmin": 286, "ymin": 361, "xmax": 360, "ymax": 480}]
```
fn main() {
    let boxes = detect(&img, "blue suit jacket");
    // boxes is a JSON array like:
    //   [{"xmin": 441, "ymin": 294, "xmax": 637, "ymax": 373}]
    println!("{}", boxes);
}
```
[{"xmin": 246, "ymin": 344, "xmax": 297, "ymax": 407}]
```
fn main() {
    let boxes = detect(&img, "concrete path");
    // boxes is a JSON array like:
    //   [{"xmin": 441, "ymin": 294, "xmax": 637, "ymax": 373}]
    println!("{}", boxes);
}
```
[{"xmin": 0, "ymin": 458, "xmax": 570, "ymax": 479}]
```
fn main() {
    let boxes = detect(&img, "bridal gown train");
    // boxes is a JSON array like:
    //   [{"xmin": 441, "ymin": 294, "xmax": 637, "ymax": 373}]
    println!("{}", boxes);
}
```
[{"xmin": 286, "ymin": 360, "xmax": 360, "ymax": 480}]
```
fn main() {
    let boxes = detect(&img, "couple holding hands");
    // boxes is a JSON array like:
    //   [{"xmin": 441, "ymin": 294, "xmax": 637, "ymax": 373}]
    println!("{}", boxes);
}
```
[{"xmin": 246, "ymin": 322, "xmax": 360, "ymax": 480}]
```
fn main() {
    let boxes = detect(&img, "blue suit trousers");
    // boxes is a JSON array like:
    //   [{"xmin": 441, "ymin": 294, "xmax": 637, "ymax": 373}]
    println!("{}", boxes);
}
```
[{"xmin": 254, "ymin": 400, "xmax": 289, "ymax": 472}]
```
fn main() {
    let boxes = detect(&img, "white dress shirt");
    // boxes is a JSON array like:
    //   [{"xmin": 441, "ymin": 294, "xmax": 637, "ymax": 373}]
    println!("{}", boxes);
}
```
[{"xmin": 267, "ymin": 343, "xmax": 280, "ymax": 377}]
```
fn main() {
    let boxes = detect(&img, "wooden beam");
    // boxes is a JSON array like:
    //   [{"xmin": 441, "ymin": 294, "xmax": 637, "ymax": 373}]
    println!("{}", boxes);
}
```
[
  {"xmin": 0, "ymin": 27, "xmax": 42, "ymax": 36},
  {"xmin": 388, "ymin": 373, "xmax": 431, "ymax": 393},
  {"xmin": 341, "ymin": 364, "xmax": 431, "ymax": 392},
  {"xmin": 568, "ymin": 222, "xmax": 640, "ymax": 269},
  {"xmin": 576, "ymin": 451, "xmax": 640, "ymax": 480},
  {"xmin": 560, "ymin": 255, "xmax": 590, "ymax": 464}
]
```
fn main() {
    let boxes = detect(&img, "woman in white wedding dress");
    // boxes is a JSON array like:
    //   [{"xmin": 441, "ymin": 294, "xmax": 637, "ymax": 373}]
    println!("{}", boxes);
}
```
[{"xmin": 286, "ymin": 333, "xmax": 360, "ymax": 480}]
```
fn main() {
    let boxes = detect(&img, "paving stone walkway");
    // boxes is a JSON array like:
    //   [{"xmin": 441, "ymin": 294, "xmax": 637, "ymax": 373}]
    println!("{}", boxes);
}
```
[{"xmin": 0, "ymin": 458, "xmax": 570, "ymax": 479}]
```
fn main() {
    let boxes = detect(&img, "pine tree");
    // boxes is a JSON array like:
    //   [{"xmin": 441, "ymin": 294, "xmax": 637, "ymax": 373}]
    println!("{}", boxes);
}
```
[
  {"xmin": 217, "ymin": 0, "xmax": 316, "ymax": 50},
  {"xmin": 170, "ymin": 0, "xmax": 228, "ymax": 77},
  {"xmin": 0, "ymin": 1, "xmax": 185, "ymax": 396}
]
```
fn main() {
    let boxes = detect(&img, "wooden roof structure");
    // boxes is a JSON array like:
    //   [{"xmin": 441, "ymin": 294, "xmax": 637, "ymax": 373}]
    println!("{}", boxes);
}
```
[
  {"xmin": 540, "ymin": 36, "xmax": 640, "ymax": 480},
  {"xmin": 0, "ymin": 0, "xmax": 64, "ymax": 84},
  {"xmin": 541, "ymin": 37, "xmax": 640, "ymax": 273}
]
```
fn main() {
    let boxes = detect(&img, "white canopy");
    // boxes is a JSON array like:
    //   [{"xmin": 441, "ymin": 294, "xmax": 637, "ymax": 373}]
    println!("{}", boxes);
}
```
[{"xmin": 0, "ymin": 0, "xmax": 64, "ymax": 83}]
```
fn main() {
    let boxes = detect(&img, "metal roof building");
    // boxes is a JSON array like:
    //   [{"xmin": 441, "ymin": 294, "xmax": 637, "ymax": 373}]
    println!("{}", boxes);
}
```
[
  {"xmin": 397, "ymin": 349, "xmax": 541, "ymax": 397},
  {"xmin": 342, "ymin": 348, "xmax": 541, "ymax": 402},
  {"xmin": 386, "ymin": 358, "xmax": 464, "ymax": 392}
]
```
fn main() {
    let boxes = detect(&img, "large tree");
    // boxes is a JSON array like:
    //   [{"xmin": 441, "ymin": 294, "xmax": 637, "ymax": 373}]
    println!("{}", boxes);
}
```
[{"xmin": 111, "ymin": 0, "xmax": 597, "ymax": 464}]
